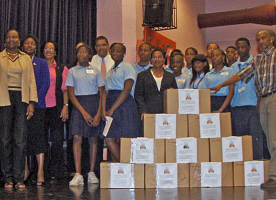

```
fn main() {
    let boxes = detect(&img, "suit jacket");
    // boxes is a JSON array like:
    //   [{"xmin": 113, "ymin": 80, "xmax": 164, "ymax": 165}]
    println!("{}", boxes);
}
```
[
  {"xmin": 0, "ymin": 49, "xmax": 37, "ymax": 106},
  {"xmin": 134, "ymin": 67, "xmax": 178, "ymax": 114}
]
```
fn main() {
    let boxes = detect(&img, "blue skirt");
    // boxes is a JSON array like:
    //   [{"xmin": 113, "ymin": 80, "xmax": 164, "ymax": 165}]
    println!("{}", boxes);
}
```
[
  {"xmin": 69, "ymin": 94, "xmax": 103, "ymax": 138},
  {"xmin": 106, "ymin": 90, "xmax": 142, "ymax": 138},
  {"xmin": 211, "ymin": 96, "xmax": 231, "ymax": 112}
]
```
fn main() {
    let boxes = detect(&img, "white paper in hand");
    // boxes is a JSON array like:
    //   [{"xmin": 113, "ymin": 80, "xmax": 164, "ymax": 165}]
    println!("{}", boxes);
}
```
[{"xmin": 103, "ymin": 116, "xmax": 113, "ymax": 137}]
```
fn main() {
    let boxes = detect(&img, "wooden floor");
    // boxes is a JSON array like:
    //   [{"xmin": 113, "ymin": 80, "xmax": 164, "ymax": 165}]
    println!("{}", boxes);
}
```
[{"xmin": 0, "ymin": 177, "xmax": 275, "ymax": 200}]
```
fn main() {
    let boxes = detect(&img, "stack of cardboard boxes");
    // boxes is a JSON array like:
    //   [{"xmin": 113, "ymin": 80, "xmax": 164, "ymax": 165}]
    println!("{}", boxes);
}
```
[{"xmin": 100, "ymin": 89, "xmax": 268, "ymax": 188}]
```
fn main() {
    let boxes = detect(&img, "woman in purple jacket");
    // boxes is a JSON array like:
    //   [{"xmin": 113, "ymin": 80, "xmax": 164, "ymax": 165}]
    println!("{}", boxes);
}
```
[{"xmin": 21, "ymin": 35, "xmax": 50, "ymax": 186}]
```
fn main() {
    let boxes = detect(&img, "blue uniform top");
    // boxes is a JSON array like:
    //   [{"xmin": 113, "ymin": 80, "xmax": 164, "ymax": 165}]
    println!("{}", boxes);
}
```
[
  {"xmin": 65, "ymin": 65, "xmax": 104, "ymax": 96},
  {"xmin": 164, "ymin": 65, "xmax": 174, "ymax": 73},
  {"xmin": 134, "ymin": 62, "xmax": 152, "ymax": 74},
  {"xmin": 182, "ymin": 67, "xmax": 193, "ymax": 78},
  {"xmin": 105, "ymin": 61, "xmax": 137, "ymax": 93},
  {"xmin": 190, "ymin": 73, "xmax": 205, "ymax": 89},
  {"xmin": 231, "ymin": 56, "xmax": 257, "ymax": 107},
  {"xmin": 201, "ymin": 66, "xmax": 234, "ymax": 96},
  {"xmin": 32, "ymin": 57, "xmax": 50, "ymax": 108},
  {"xmin": 175, "ymin": 73, "xmax": 190, "ymax": 89}
]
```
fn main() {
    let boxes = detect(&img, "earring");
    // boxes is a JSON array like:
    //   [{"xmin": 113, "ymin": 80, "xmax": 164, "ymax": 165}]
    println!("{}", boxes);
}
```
[
  {"xmin": 4, "ymin": 43, "xmax": 6, "ymax": 48},
  {"xmin": 17, "ymin": 42, "xmax": 20, "ymax": 47}
]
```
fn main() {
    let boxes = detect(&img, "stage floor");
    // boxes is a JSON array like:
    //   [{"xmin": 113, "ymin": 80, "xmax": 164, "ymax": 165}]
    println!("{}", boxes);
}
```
[{"xmin": 0, "ymin": 177, "xmax": 275, "ymax": 200}]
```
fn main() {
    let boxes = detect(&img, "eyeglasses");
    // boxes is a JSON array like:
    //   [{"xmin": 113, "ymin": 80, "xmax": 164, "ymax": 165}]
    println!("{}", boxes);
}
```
[
  {"xmin": 44, "ymin": 47, "xmax": 55, "ymax": 52},
  {"xmin": 152, "ymin": 57, "xmax": 163, "ymax": 60}
]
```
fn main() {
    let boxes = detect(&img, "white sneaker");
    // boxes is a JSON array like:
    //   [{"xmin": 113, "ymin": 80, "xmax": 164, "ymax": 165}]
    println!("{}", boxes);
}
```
[
  {"xmin": 69, "ymin": 173, "xmax": 84, "ymax": 186},
  {"xmin": 87, "ymin": 172, "xmax": 99, "ymax": 184}
]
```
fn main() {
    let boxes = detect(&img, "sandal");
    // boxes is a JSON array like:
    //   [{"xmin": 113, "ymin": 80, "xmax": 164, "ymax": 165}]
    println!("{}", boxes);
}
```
[
  {"xmin": 37, "ymin": 181, "xmax": 45, "ymax": 186},
  {"xmin": 15, "ymin": 182, "xmax": 26, "ymax": 189},
  {"xmin": 4, "ymin": 182, "xmax": 13, "ymax": 188}
]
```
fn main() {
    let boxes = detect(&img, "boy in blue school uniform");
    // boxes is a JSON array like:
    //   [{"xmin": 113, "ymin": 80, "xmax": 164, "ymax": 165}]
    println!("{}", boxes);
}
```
[{"xmin": 231, "ymin": 37, "xmax": 268, "ymax": 160}]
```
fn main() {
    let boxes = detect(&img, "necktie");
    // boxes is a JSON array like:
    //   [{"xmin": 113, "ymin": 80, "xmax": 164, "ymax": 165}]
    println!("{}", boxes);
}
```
[{"xmin": 101, "ymin": 58, "xmax": 107, "ymax": 80}]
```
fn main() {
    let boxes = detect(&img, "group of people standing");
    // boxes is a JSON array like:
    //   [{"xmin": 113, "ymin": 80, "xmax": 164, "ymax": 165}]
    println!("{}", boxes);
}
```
[{"xmin": 0, "ymin": 28, "xmax": 275, "ymax": 189}]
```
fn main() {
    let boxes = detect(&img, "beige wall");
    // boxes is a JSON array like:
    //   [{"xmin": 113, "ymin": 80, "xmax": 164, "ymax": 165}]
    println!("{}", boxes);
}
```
[
  {"xmin": 136, "ymin": 0, "xmax": 206, "ymax": 55},
  {"xmin": 205, "ymin": 0, "xmax": 276, "ymax": 56}
]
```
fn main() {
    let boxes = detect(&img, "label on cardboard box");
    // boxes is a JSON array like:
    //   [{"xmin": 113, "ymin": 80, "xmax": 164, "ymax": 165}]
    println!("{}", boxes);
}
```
[
  {"xmin": 176, "ymin": 138, "xmax": 197, "ymax": 163},
  {"xmin": 201, "ymin": 162, "xmax": 222, "ymax": 187},
  {"xmin": 199, "ymin": 114, "xmax": 221, "ymax": 138},
  {"xmin": 244, "ymin": 161, "xmax": 264, "ymax": 186},
  {"xmin": 156, "ymin": 163, "xmax": 178, "ymax": 188},
  {"xmin": 110, "ymin": 163, "xmax": 134, "ymax": 188},
  {"xmin": 178, "ymin": 89, "xmax": 199, "ymax": 114},
  {"xmin": 131, "ymin": 138, "xmax": 154, "ymax": 164},
  {"xmin": 155, "ymin": 114, "xmax": 176, "ymax": 139},
  {"xmin": 222, "ymin": 137, "xmax": 243, "ymax": 162}
]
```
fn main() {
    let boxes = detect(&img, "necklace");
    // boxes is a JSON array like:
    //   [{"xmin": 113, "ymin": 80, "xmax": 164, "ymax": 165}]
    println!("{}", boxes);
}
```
[
  {"xmin": 6, "ymin": 51, "xmax": 18, "ymax": 56},
  {"xmin": 151, "ymin": 69, "xmax": 163, "ymax": 77}
]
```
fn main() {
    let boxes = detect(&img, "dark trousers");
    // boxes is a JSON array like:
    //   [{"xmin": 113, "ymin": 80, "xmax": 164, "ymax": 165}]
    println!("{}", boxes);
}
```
[
  {"xmin": 231, "ymin": 106, "xmax": 268, "ymax": 159},
  {"xmin": 44, "ymin": 107, "xmax": 64, "ymax": 179},
  {"xmin": 0, "ymin": 91, "xmax": 28, "ymax": 183}
]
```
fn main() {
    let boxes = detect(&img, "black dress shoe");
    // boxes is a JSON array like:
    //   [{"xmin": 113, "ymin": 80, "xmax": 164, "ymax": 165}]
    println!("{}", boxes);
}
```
[{"xmin": 260, "ymin": 179, "xmax": 276, "ymax": 188}]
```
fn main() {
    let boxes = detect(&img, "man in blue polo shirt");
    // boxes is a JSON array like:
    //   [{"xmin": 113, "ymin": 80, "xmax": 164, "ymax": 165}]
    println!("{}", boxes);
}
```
[{"xmin": 230, "ymin": 38, "xmax": 268, "ymax": 160}]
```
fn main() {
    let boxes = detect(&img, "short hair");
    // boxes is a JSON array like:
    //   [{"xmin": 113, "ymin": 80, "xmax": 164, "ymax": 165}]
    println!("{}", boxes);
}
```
[
  {"xmin": 257, "ymin": 29, "xmax": 276, "ymax": 47},
  {"xmin": 109, "ymin": 43, "xmax": 126, "ymax": 54},
  {"xmin": 139, "ymin": 42, "xmax": 152, "ymax": 50},
  {"xmin": 170, "ymin": 54, "xmax": 184, "ymax": 63},
  {"xmin": 5, "ymin": 29, "xmax": 20, "ymax": 41},
  {"xmin": 41, "ymin": 41, "xmax": 58, "ymax": 57},
  {"xmin": 207, "ymin": 43, "xmax": 219, "ymax": 49},
  {"xmin": 21, "ymin": 35, "xmax": 38, "ymax": 49},
  {"xmin": 95, "ymin": 36, "xmax": 109, "ymax": 44},
  {"xmin": 170, "ymin": 49, "xmax": 183, "ymax": 57},
  {"xmin": 151, "ymin": 49, "xmax": 166, "ymax": 58},
  {"xmin": 77, "ymin": 44, "xmax": 93, "ymax": 56},
  {"xmin": 226, "ymin": 46, "xmax": 237, "ymax": 52},
  {"xmin": 235, "ymin": 38, "xmax": 250, "ymax": 46},
  {"xmin": 185, "ymin": 47, "xmax": 198, "ymax": 55}
]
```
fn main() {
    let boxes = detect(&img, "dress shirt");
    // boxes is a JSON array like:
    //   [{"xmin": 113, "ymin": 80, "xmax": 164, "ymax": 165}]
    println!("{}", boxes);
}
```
[{"xmin": 90, "ymin": 54, "xmax": 114, "ymax": 76}]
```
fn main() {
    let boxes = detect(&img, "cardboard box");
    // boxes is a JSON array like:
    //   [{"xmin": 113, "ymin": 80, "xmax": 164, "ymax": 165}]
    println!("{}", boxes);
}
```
[
  {"xmin": 166, "ymin": 138, "xmax": 209, "ymax": 163},
  {"xmin": 188, "ymin": 112, "xmax": 232, "ymax": 138},
  {"xmin": 190, "ymin": 162, "xmax": 233, "ymax": 187},
  {"xmin": 234, "ymin": 160, "xmax": 269, "ymax": 186},
  {"xmin": 120, "ymin": 138, "xmax": 165, "ymax": 163},
  {"xmin": 145, "ymin": 163, "xmax": 189, "ymax": 188},
  {"xmin": 164, "ymin": 89, "xmax": 211, "ymax": 114},
  {"xmin": 144, "ymin": 114, "xmax": 188, "ymax": 138},
  {"xmin": 210, "ymin": 135, "xmax": 253, "ymax": 162},
  {"xmin": 100, "ymin": 162, "xmax": 144, "ymax": 188}
]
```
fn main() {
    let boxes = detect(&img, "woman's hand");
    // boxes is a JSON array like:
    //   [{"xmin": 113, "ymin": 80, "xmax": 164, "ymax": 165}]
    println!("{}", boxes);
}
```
[
  {"xmin": 106, "ymin": 109, "xmax": 114, "ymax": 117},
  {"xmin": 83, "ymin": 111, "xmax": 93, "ymax": 126},
  {"xmin": 26, "ymin": 104, "xmax": 34, "ymax": 120},
  {"xmin": 60, "ymin": 106, "xmax": 69, "ymax": 122},
  {"xmin": 92, "ymin": 113, "xmax": 101, "ymax": 127},
  {"xmin": 102, "ymin": 110, "xmax": 107, "ymax": 121}
]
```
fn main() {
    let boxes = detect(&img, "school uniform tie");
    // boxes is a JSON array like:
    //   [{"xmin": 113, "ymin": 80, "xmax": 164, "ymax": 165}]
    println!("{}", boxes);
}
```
[{"xmin": 101, "ymin": 58, "xmax": 107, "ymax": 80}]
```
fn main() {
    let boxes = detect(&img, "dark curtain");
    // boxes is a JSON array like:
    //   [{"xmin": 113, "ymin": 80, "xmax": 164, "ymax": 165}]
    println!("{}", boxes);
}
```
[{"xmin": 0, "ymin": 0, "xmax": 97, "ymax": 65}]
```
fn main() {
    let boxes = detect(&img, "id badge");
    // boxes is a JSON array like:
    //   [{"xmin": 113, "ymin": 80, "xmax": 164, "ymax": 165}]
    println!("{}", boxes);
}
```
[
  {"xmin": 86, "ymin": 69, "xmax": 94, "ymax": 74},
  {"xmin": 178, "ymin": 79, "xmax": 185, "ymax": 84},
  {"xmin": 221, "ymin": 72, "xmax": 229, "ymax": 76},
  {"xmin": 238, "ymin": 86, "xmax": 245, "ymax": 93}
]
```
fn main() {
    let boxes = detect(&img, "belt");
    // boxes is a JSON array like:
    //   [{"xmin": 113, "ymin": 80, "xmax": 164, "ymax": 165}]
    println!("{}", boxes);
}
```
[{"xmin": 260, "ymin": 91, "xmax": 276, "ymax": 98}]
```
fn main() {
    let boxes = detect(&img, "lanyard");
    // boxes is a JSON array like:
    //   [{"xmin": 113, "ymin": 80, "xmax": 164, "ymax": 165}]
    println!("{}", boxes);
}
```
[{"xmin": 192, "ymin": 76, "xmax": 204, "ymax": 89}]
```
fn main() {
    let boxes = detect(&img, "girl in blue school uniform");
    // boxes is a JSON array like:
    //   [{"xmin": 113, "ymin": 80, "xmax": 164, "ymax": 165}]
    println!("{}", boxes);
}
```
[
  {"xmin": 102, "ymin": 43, "xmax": 141, "ymax": 162},
  {"xmin": 66, "ymin": 44, "xmax": 104, "ymax": 186},
  {"xmin": 189, "ymin": 54, "xmax": 210, "ymax": 89},
  {"xmin": 201, "ymin": 49, "xmax": 234, "ymax": 112}
]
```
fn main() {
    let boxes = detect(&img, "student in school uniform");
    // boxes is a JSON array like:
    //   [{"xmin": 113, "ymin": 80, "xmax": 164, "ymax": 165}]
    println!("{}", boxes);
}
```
[
  {"xmin": 102, "ymin": 43, "xmax": 141, "ymax": 162},
  {"xmin": 66, "ymin": 44, "xmax": 104, "ymax": 186},
  {"xmin": 182, "ymin": 47, "xmax": 198, "ymax": 78},
  {"xmin": 201, "ymin": 48, "xmax": 234, "ymax": 112},
  {"xmin": 169, "ymin": 54, "xmax": 190, "ymax": 89},
  {"xmin": 189, "ymin": 54, "xmax": 210, "ymax": 89},
  {"xmin": 134, "ymin": 43, "xmax": 152, "ymax": 73}
]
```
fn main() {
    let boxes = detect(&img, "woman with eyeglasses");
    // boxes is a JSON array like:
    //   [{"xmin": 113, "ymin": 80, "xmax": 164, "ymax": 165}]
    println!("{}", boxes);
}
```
[
  {"xmin": 0, "ymin": 30, "xmax": 37, "ymax": 189},
  {"xmin": 102, "ymin": 43, "xmax": 141, "ymax": 162},
  {"xmin": 21, "ymin": 35, "xmax": 50, "ymax": 186},
  {"xmin": 41, "ymin": 41, "xmax": 69, "ymax": 181},
  {"xmin": 135, "ymin": 49, "xmax": 178, "ymax": 119}
]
